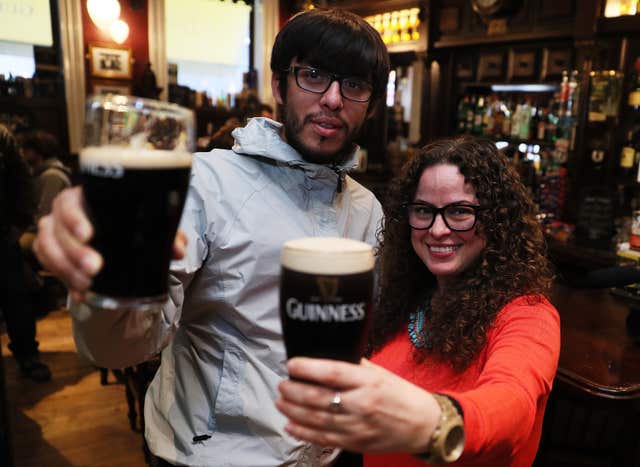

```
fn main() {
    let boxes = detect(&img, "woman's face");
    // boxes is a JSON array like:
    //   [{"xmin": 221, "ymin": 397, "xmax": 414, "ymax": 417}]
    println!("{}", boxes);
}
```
[{"xmin": 410, "ymin": 163, "xmax": 487, "ymax": 289}]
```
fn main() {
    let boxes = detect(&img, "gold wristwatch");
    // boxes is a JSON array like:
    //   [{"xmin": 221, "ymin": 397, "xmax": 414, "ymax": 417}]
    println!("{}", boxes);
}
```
[{"xmin": 415, "ymin": 393, "xmax": 465, "ymax": 464}]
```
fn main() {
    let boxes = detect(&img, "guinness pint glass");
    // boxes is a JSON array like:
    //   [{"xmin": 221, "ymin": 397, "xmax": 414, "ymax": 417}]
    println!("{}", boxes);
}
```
[
  {"xmin": 80, "ymin": 95, "xmax": 195, "ymax": 310},
  {"xmin": 279, "ymin": 237, "xmax": 374, "ymax": 363}
]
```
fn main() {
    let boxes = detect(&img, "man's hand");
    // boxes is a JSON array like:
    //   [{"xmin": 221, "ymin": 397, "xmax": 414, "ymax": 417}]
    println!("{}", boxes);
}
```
[
  {"xmin": 33, "ymin": 187, "xmax": 101, "ymax": 302},
  {"xmin": 34, "ymin": 186, "xmax": 189, "ymax": 303}
]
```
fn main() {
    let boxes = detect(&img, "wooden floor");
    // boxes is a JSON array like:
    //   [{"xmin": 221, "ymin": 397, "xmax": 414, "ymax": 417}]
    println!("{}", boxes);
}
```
[{"xmin": 1, "ymin": 308, "xmax": 147, "ymax": 467}]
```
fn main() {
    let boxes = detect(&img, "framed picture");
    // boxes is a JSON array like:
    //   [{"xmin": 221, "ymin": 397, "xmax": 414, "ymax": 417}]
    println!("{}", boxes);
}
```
[
  {"xmin": 477, "ymin": 53, "xmax": 504, "ymax": 81},
  {"xmin": 455, "ymin": 55, "xmax": 474, "ymax": 80},
  {"xmin": 541, "ymin": 48, "xmax": 572, "ymax": 81},
  {"xmin": 90, "ymin": 79, "xmax": 132, "ymax": 96},
  {"xmin": 439, "ymin": 6, "xmax": 460, "ymax": 34},
  {"xmin": 508, "ymin": 50, "xmax": 536, "ymax": 80},
  {"xmin": 88, "ymin": 44, "xmax": 133, "ymax": 80}
]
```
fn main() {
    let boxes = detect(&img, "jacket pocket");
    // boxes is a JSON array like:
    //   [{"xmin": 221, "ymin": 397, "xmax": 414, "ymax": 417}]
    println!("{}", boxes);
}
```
[{"xmin": 212, "ymin": 341, "xmax": 245, "ymax": 429}]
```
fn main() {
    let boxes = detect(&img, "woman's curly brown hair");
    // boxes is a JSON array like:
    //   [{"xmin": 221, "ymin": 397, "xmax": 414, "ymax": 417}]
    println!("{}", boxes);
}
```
[{"xmin": 371, "ymin": 135, "xmax": 554, "ymax": 370}]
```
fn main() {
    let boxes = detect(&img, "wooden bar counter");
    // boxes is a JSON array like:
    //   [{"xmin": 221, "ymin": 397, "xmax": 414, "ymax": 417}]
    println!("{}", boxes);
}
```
[{"xmin": 534, "ymin": 283, "xmax": 640, "ymax": 466}]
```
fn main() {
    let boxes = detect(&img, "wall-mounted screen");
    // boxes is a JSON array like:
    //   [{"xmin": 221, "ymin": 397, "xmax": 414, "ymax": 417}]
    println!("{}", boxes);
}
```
[{"xmin": 0, "ymin": 0, "xmax": 53, "ymax": 47}]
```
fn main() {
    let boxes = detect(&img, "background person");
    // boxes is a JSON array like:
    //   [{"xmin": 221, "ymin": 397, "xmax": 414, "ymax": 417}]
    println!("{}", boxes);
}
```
[
  {"xmin": 18, "ymin": 130, "xmax": 72, "ymax": 244},
  {"xmin": 33, "ymin": 8, "xmax": 389, "ymax": 466},
  {"xmin": 18, "ymin": 130, "xmax": 72, "ymax": 314},
  {"xmin": 0, "ymin": 124, "xmax": 51, "ymax": 382},
  {"xmin": 277, "ymin": 136, "xmax": 560, "ymax": 466}
]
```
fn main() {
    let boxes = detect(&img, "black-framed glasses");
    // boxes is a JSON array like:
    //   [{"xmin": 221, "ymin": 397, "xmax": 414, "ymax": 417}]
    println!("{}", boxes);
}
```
[
  {"xmin": 286, "ymin": 66, "xmax": 373, "ymax": 103},
  {"xmin": 405, "ymin": 202, "xmax": 484, "ymax": 232}
]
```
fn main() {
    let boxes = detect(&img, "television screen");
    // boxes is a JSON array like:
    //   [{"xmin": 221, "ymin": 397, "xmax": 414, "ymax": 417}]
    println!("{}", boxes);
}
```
[{"xmin": 0, "ymin": 0, "xmax": 53, "ymax": 47}]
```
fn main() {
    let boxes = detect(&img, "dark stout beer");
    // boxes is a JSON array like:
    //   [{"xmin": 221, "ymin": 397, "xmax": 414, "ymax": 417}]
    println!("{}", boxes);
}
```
[
  {"xmin": 80, "ymin": 147, "xmax": 191, "ymax": 308},
  {"xmin": 279, "ymin": 237, "xmax": 374, "ymax": 363}
]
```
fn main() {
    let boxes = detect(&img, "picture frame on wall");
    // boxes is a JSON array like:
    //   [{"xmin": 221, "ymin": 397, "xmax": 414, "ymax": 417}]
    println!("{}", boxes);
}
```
[
  {"xmin": 90, "ymin": 79, "xmax": 132, "ymax": 96},
  {"xmin": 455, "ymin": 55, "xmax": 474, "ymax": 80},
  {"xmin": 541, "ymin": 48, "xmax": 572, "ymax": 81},
  {"xmin": 508, "ymin": 50, "xmax": 536, "ymax": 81},
  {"xmin": 88, "ymin": 44, "xmax": 133, "ymax": 80},
  {"xmin": 477, "ymin": 52, "xmax": 504, "ymax": 81}
]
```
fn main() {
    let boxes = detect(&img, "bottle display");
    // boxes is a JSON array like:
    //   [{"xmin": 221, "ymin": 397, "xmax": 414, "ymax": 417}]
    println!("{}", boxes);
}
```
[{"xmin": 451, "ymin": 70, "xmax": 585, "ymax": 229}]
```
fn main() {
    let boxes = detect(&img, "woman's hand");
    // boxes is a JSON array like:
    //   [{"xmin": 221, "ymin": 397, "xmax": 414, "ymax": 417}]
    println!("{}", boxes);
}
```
[{"xmin": 276, "ymin": 357, "xmax": 441, "ymax": 454}]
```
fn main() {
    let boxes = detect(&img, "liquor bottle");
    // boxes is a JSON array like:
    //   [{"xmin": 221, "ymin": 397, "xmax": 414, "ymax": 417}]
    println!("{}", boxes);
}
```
[
  {"xmin": 501, "ymin": 99, "xmax": 512, "ymax": 137},
  {"xmin": 536, "ymin": 107, "xmax": 547, "ymax": 140},
  {"xmin": 567, "ymin": 70, "xmax": 580, "ymax": 116},
  {"xmin": 620, "ymin": 130, "xmax": 636, "ymax": 176},
  {"xmin": 492, "ymin": 97, "xmax": 506, "ymax": 139},
  {"xmin": 566, "ymin": 70, "xmax": 580, "ymax": 151},
  {"xmin": 529, "ymin": 106, "xmax": 540, "ymax": 140},
  {"xmin": 473, "ymin": 96, "xmax": 485, "ymax": 135},
  {"xmin": 457, "ymin": 96, "xmax": 470, "ymax": 133},
  {"xmin": 518, "ymin": 99, "xmax": 532, "ymax": 140},
  {"xmin": 511, "ymin": 102, "xmax": 522, "ymax": 139},
  {"xmin": 466, "ymin": 95, "xmax": 476, "ymax": 133},
  {"xmin": 629, "ymin": 58, "xmax": 640, "ymax": 112},
  {"xmin": 482, "ymin": 95, "xmax": 496, "ymax": 136},
  {"xmin": 546, "ymin": 94, "xmax": 560, "ymax": 142},
  {"xmin": 558, "ymin": 70, "xmax": 570, "ymax": 119},
  {"xmin": 624, "ymin": 58, "xmax": 640, "ymax": 181}
]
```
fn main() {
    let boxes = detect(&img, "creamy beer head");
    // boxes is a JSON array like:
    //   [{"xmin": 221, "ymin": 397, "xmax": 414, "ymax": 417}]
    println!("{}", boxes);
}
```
[
  {"xmin": 80, "ymin": 146, "xmax": 193, "ymax": 170},
  {"xmin": 281, "ymin": 237, "xmax": 374, "ymax": 275},
  {"xmin": 279, "ymin": 237, "xmax": 374, "ymax": 362}
]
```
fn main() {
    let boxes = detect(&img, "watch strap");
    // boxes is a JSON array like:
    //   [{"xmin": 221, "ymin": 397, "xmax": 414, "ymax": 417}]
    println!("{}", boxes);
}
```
[{"xmin": 415, "ymin": 393, "xmax": 465, "ymax": 464}]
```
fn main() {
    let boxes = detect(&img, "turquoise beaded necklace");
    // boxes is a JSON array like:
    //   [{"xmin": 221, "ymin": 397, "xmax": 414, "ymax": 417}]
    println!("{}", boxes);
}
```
[{"xmin": 408, "ymin": 307, "xmax": 427, "ymax": 349}]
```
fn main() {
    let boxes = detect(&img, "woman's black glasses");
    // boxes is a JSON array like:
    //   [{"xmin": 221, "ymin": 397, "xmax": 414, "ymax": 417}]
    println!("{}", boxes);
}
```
[{"xmin": 405, "ymin": 202, "xmax": 483, "ymax": 231}]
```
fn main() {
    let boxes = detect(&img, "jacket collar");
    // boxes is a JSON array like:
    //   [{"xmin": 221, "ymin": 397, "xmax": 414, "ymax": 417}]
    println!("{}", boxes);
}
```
[{"xmin": 231, "ymin": 117, "xmax": 359, "ymax": 174}]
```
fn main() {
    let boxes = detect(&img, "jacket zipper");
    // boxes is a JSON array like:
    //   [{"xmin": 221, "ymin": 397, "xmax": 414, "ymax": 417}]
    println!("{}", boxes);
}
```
[{"xmin": 331, "ymin": 166, "xmax": 345, "ymax": 193}]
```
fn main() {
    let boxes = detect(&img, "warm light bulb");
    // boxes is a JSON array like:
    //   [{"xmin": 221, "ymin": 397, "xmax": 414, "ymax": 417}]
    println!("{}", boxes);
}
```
[
  {"xmin": 109, "ymin": 19, "xmax": 129, "ymax": 44},
  {"xmin": 87, "ymin": 0, "xmax": 121, "ymax": 30}
]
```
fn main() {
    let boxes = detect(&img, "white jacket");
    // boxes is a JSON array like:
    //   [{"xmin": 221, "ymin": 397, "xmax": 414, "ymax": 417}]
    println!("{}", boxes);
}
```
[{"xmin": 71, "ymin": 118, "xmax": 383, "ymax": 466}]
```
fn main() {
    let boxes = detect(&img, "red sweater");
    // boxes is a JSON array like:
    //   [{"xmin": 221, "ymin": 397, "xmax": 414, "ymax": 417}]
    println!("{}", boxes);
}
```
[{"xmin": 365, "ymin": 296, "xmax": 560, "ymax": 467}]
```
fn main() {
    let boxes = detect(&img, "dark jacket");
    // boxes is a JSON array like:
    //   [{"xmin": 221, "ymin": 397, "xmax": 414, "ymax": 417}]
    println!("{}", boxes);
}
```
[{"xmin": 0, "ymin": 125, "xmax": 35, "ymax": 237}]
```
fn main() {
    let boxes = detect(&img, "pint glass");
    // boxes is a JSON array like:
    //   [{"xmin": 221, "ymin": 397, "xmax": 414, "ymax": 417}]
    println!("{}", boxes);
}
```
[
  {"xmin": 279, "ymin": 237, "xmax": 374, "ymax": 363},
  {"xmin": 80, "ymin": 95, "xmax": 194, "ymax": 310}
]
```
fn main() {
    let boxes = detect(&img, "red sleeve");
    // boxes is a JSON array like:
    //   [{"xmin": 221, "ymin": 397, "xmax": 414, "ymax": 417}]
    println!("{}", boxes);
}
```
[{"xmin": 443, "ymin": 297, "xmax": 560, "ymax": 462}]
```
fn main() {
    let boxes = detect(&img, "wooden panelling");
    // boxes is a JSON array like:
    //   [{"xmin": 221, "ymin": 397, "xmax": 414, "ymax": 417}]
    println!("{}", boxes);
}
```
[{"xmin": 433, "ymin": 0, "xmax": 575, "ymax": 48}]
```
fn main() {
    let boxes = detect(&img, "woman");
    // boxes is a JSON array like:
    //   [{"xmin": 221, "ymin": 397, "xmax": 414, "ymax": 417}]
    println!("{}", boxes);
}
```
[{"xmin": 276, "ymin": 136, "xmax": 560, "ymax": 466}]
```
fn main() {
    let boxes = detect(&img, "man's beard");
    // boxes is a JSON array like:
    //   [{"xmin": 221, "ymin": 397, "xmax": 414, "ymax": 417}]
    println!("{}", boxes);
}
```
[{"xmin": 282, "ymin": 105, "xmax": 362, "ymax": 165}]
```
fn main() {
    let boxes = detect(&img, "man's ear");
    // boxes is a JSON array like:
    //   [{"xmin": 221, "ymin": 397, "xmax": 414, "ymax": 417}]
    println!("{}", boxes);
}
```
[
  {"xmin": 272, "ymin": 73, "xmax": 284, "ymax": 105},
  {"xmin": 366, "ymin": 98, "xmax": 382, "ymax": 119}
]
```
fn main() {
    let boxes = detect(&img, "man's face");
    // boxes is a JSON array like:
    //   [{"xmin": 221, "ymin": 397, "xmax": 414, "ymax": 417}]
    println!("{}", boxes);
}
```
[
  {"xmin": 272, "ymin": 61, "xmax": 372, "ymax": 164},
  {"xmin": 21, "ymin": 147, "xmax": 39, "ymax": 170}
]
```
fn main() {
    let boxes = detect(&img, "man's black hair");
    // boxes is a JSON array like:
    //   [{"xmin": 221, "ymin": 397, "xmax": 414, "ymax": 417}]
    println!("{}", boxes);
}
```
[{"xmin": 270, "ymin": 8, "xmax": 390, "ymax": 107}]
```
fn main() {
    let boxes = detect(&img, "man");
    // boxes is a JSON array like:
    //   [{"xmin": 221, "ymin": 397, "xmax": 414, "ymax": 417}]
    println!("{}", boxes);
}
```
[
  {"xmin": 34, "ymin": 8, "xmax": 389, "ymax": 466},
  {"xmin": 19, "ymin": 130, "xmax": 72, "ymax": 229},
  {"xmin": 18, "ymin": 130, "xmax": 72, "ymax": 314}
]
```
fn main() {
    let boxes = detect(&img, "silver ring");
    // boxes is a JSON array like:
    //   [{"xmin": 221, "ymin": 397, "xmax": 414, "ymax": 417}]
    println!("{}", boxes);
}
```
[{"xmin": 329, "ymin": 392, "xmax": 342, "ymax": 412}]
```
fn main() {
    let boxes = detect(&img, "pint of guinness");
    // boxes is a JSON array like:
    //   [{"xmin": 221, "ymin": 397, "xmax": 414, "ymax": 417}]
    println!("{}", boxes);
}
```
[
  {"xmin": 279, "ymin": 237, "xmax": 374, "ymax": 363},
  {"xmin": 80, "ymin": 95, "xmax": 195, "ymax": 310}
]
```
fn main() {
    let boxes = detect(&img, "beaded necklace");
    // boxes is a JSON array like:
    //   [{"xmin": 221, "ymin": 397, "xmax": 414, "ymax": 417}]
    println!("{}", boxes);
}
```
[{"xmin": 408, "ymin": 307, "xmax": 427, "ymax": 349}]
